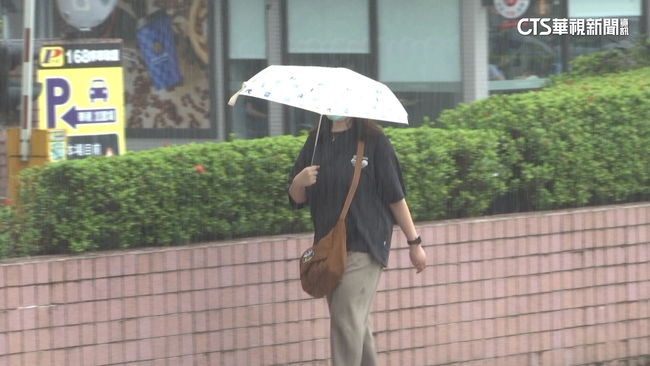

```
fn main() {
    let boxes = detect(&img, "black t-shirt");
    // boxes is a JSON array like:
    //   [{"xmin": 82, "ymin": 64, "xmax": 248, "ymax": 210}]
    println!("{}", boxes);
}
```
[{"xmin": 287, "ymin": 128, "xmax": 406, "ymax": 267}]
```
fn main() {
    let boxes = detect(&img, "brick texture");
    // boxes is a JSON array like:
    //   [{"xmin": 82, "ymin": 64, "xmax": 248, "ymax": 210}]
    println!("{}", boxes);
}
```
[{"xmin": 1, "ymin": 203, "xmax": 650, "ymax": 365}]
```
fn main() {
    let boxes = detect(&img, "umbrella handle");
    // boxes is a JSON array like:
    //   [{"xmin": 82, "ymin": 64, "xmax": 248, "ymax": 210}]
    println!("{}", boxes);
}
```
[
  {"xmin": 311, "ymin": 114, "xmax": 324, "ymax": 165},
  {"xmin": 227, "ymin": 82, "xmax": 247, "ymax": 106}
]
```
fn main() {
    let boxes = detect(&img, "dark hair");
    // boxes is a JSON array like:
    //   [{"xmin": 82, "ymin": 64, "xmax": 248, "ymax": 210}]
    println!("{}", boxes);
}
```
[{"xmin": 308, "ymin": 117, "xmax": 383, "ymax": 144}]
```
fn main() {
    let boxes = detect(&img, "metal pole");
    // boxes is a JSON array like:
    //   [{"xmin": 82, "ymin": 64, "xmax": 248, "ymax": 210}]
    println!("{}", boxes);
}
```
[
  {"xmin": 20, "ymin": 0, "xmax": 35, "ymax": 161},
  {"xmin": 310, "ymin": 114, "xmax": 323, "ymax": 165}
]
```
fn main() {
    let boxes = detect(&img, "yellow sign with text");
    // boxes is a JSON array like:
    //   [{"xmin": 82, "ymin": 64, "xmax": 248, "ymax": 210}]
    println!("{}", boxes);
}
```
[{"xmin": 37, "ymin": 40, "xmax": 126, "ymax": 159}]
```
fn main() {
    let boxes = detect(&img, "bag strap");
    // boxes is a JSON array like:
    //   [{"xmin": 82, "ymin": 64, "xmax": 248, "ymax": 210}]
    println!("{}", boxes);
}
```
[{"xmin": 339, "ymin": 140, "xmax": 365, "ymax": 220}]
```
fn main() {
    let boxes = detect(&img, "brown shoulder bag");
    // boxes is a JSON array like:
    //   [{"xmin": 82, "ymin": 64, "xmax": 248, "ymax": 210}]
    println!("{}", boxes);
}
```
[{"xmin": 299, "ymin": 140, "xmax": 365, "ymax": 298}]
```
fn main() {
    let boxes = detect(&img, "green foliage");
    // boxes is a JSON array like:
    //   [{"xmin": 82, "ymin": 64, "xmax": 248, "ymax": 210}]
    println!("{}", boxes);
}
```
[
  {"xmin": 385, "ymin": 127, "xmax": 508, "ymax": 220},
  {"xmin": 548, "ymin": 36, "xmax": 650, "ymax": 86},
  {"xmin": 0, "ymin": 202, "xmax": 19, "ymax": 258},
  {"xmin": 2, "ymin": 65, "xmax": 650, "ymax": 258},
  {"xmin": 439, "ymin": 66, "xmax": 650, "ymax": 211},
  {"xmin": 10, "ymin": 136, "xmax": 314, "ymax": 255},
  {"xmin": 3, "ymin": 127, "xmax": 506, "ymax": 257}
]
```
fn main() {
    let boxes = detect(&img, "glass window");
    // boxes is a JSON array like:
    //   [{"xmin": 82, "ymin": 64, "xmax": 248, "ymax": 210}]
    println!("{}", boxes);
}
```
[
  {"xmin": 229, "ymin": 0, "xmax": 266, "ymax": 59},
  {"xmin": 567, "ymin": 0, "xmax": 643, "ymax": 62},
  {"xmin": 569, "ymin": 0, "xmax": 641, "ymax": 18},
  {"xmin": 285, "ymin": 0, "xmax": 370, "ymax": 135},
  {"xmin": 378, "ymin": 0, "xmax": 461, "ymax": 83},
  {"xmin": 115, "ymin": 1, "xmax": 213, "ymax": 137},
  {"xmin": 2, "ymin": 1, "xmax": 61, "ymax": 39},
  {"xmin": 228, "ymin": 0, "xmax": 268, "ymax": 139},
  {"xmin": 287, "ymin": 0, "xmax": 370, "ymax": 54},
  {"xmin": 488, "ymin": 0, "xmax": 562, "ymax": 93},
  {"xmin": 377, "ymin": 0, "xmax": 462, "ymax": 127}
]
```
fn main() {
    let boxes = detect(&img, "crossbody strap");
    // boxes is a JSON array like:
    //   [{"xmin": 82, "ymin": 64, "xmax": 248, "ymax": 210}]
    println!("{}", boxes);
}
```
[{"xmin": 339, "ymin": 140, "xmax": 365, "ymax": 220}]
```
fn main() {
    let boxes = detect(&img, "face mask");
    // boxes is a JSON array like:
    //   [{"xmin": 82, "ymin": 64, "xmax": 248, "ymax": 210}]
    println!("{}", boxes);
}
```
[{"xmin": 326, "ymin": 115, "xmax": 347, "ymax": 122}]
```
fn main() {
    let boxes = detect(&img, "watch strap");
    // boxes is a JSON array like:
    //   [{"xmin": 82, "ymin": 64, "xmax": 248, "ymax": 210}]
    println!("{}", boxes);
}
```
[{"xmin": 407, "ymin": 235, "xmax": 421, "ymax": 245}]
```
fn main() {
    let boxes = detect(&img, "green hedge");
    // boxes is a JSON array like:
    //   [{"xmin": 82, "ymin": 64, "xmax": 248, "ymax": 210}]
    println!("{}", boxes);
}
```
[
  {"xmin": 439, "ymin": 66, "xmax": 650, "ymax": 212},
  {"xmin": 547, "ymin": 36, "xmax": 650, "ymax": 85},
  {"xmin": 11, "ymin": 136, "xmax": 312, "ymax": 255},
  {"xmin": 1, "ymin": 128, "xmax": 505, "ymax": 257},
  {"xmin": 2, "ymin": 61, "xmax": 650, "ymax": 258},
  {"xmin": 384, "ymin": 127, "xmax": 507, "ymax": 221}
]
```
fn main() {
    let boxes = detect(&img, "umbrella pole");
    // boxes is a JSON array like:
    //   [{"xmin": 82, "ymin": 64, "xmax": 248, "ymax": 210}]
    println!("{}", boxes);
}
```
[{"xmin": 311, "ymin": 114, "xmax": 324, "ymax": 165}]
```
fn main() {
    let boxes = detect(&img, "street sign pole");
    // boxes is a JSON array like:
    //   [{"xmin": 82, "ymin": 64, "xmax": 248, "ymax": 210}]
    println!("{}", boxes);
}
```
[{"xmin": 20, "ymin": 0, "xmax": 35, "ymax": 161}]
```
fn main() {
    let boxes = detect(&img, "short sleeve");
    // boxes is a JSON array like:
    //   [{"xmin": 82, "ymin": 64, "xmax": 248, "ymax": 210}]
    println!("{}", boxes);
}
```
[
  {"xmin": 374, "ymin": 134, "xmax": 406, "ymax": 204},
  {"xmin": 286, "ymin": 136, "xmax": 315, "ymax": 209}
]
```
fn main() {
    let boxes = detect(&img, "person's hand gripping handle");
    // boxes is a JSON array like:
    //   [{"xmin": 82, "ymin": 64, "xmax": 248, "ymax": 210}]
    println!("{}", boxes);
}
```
[
  {"xmin": 288, "ymin": 165, "xmax": 320, "ymax": 205},
  {"xmin": 295, "ymin": 165, "xmax": 320, "ymax": 187}
]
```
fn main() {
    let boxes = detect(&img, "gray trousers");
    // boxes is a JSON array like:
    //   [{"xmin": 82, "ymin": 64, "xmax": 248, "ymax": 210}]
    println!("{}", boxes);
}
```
[{"xmin": 326, "ymin": 251, "xmax": 383, "ymax": 366}]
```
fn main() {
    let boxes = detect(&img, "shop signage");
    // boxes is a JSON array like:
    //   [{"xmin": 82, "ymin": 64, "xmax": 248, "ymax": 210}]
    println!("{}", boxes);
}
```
[
  {"xmin": 49, "ymin": 130, "xmax": 66, "ymax": 162},
  {"xmin": 494, "ymin": 0, "xmax": 531, "ymax": 19},
  {"xmin": 38, "ymin": 40, "xmax": 126, "ymax": 159}
]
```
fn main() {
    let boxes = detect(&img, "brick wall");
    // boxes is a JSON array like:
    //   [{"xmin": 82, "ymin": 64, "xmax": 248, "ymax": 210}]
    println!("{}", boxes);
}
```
[{"xmin": 1, "ymin": 203, "xmax": 649, "ymax": 365}]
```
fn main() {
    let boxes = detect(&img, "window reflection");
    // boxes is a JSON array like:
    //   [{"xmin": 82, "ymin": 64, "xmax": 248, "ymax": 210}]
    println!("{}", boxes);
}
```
[
  {"xmin": 488, "ymin": 0, "xmax": 643, "ymax": 94},
  {"xmin": 87, "ymin": 1, "xmax": 214, "ymax": 134},
  {"xmin": 567, "ymin": 19, "xmax": 641, "ymax": 61},
  {"xmin": 285, "ymin": 0, "xmax": 371, "ymax": 135},
  {"xmin": 488, "ymin": 0, "xmax": 562, "ymax": 93},
  {"xmin": 227, "ymin": 0, "xmax": 268, "ymax": 139},
  {"xmin": 378, "ymin": 0, "xmax": 462, "ymax": 127},
  {"xmin": 228, "ymin": 59, "xmax": 268, "ymax": 139}
]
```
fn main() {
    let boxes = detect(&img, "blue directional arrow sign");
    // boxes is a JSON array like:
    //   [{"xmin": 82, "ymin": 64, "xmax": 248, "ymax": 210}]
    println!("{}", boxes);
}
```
[{"xmin": 60, "ymin": 105, "xmax": 117, "ymax": 129}]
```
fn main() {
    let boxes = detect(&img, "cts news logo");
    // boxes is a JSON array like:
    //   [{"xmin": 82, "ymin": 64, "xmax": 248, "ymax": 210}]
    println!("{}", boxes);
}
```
[
  {"xmin": 40, "ymin": 47, "xmax": 64, "ymax": 67},
  {"xmin": 517, "ymin": 18, "xmax": 553, "ymax": 36}
]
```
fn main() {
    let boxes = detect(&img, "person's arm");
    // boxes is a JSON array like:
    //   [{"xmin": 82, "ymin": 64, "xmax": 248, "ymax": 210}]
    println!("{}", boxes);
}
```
[
  {"xmin": 288, "ymin": 165, "xmax": 319, "ymax": 205},
  {"xmin": 288, "ymin": 177, "xmax": 307, "ymax": 205},
  {"xmin": 389, "ymin": 198, "xmax": 418, "ymax": 240},
  {"xmin": 287, "ymin": 136, "xmax": 318, "ymax": 209},
  {"xmin": 389, "ymin": 198, "xmax": 426, "ymax": 273},
  {"xmin": 374, "ymin": 134, "xmax": 426, "ymax": 272}
]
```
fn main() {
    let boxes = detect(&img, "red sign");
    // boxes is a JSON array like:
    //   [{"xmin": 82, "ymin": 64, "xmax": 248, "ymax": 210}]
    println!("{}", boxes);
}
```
[{"xmin": 494, "ymin": 0, "xmax": 531, "ymax": 19}]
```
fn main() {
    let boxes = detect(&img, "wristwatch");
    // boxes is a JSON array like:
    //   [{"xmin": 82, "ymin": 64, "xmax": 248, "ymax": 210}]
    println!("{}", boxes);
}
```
[{"xmin": 407, "ymin": 235, "xmax": 421, "ymax": 245}]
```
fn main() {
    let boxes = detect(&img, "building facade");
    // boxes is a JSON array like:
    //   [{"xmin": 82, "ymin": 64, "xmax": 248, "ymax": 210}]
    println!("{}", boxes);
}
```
[{"xmin": 1, "ymin": 0, "xmax": 649, "ymax": 151}]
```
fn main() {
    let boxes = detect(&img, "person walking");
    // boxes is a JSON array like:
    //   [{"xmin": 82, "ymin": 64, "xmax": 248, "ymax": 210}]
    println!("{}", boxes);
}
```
[{"xmin": 287, "ymin": 115, "xmax": 427, "ymax": 365}]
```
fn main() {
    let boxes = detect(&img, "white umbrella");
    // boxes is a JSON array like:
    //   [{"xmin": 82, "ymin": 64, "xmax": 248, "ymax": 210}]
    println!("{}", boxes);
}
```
[
  {"xmin": 228, "ymin": 65, "xmax": 409, "ymax": 124},
  {"xmin": 228, "ymin": 65, "xmax": 409, "ymax": 163}
]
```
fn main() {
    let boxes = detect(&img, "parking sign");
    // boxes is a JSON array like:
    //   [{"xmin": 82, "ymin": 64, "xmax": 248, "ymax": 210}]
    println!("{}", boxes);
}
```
[{"xmin": 37, "ymin": 39, "xmax": 126, "ymax": 159}]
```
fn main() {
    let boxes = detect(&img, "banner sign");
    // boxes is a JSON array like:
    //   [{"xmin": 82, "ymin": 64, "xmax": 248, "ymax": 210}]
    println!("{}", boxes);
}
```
[
  {"xmin": 37, "ymin": 39, "xmax": 126, "ymax": 160},
  {"xmin": 136, "ymin": 10, "xmax": 182, "ymax": 90}
]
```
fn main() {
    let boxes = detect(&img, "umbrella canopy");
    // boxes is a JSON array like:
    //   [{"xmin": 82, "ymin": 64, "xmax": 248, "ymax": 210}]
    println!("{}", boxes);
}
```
[{"xmin": 228, "ymin": 65, "xmax": 409, "ymax": 124}]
